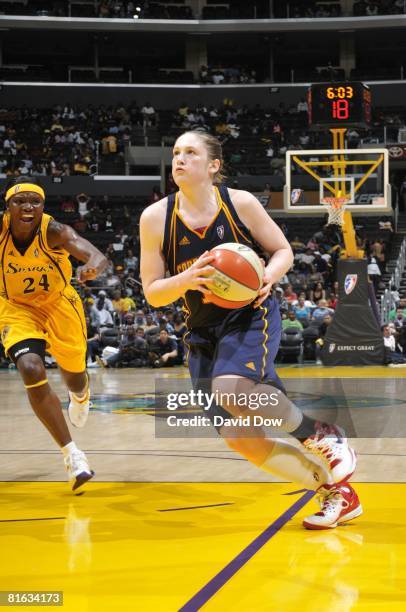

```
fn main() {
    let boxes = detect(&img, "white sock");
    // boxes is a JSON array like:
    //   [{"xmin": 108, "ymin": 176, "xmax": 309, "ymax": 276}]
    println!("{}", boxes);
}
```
[
  {"xmin": 259, "ymin": 440, "xmax": 334, "ymax": 491},
  {"xmin": 61, "ymin": 441, "xmax": 78, "ymax": 457}
]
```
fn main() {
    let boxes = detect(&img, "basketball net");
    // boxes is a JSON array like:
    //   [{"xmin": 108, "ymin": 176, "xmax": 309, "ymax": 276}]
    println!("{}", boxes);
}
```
[{"xmin": 321, "ymin": 196, "xmax": 348, "ymax": 227}]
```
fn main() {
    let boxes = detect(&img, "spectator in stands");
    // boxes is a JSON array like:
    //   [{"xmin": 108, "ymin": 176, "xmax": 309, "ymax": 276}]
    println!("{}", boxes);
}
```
[
  {"xmin": 367, "ymin": 255, "xmax": 381, "ymax": 292},
  {"xmin": 148, "ymin": 329, "xmax": 178, "ymax": 367},
  {"xmin": 294, "ymin": 297, "xmax": 311, "ymax": 325},
  {"xmin": 141, "ymin": 102, "xmax": 156, "ymax": 127},
  {"xmin": 312, "ymin": 299, "xmax": 334, "ymax": 323},
  {"xmin": 90, "ymin": 295, "xmax": 115, "ymax": 331},
  {"xmin": 365, "ymin": 1, "xmax": 379, "ymax": 15},
  {"xmin": 72, "ymin": 216, "xmax": 89, "ymax": 234},
  {"xmin": 97, "ymin": 325, "xmax": 148, "ymax": 368},
  {"xmin": 310, "ymin": 281, "xmax": 326, "ymax": 303},
  {"xmin": 112, "ymin": 289, "xmax": 136, "ymax": 317},
  {"xmin": 86, "ymin": 316, "xmax": 102, "ymax": 365},
  {"xmin": 296, "ymin": 247, "xmax": 315, "ymax": 267},
  {"xmin": 148, "ymin": 185, "xmax": 164, "ymax": 204},
  {"xmin": 104, "ymin": 214, "xmax": 114, "ymax": 232},
  {"xmin": 371, "ymin": 238, "xmax": 386, "ymax": 273},
  {"xmin": 274, "ymin": 286, "xmax": 288, "ymax": 314},
  {"xmin": 383, "ymin": 324, "xmax": 396, "ymax": 352},
  {"xmin": 115, "ymin": 227, "xmax": 129, "ymax": 245},
  {"xmin": 312, "ymin": 252, "xmax": 329, "ymax": 280},
  {"xmin": 291, "ymin": 236, "xmax": 306, "ymax": 250},
  {"xmin": 143, "ymin": 313, "xmax": 159, "ymax": 335},
  {"xmin": 73, "ymin": 158, "xmax": 89, "ymax": 175},
  {"xmin": 282, "ymin": 310, "xmax": 304, "ymax": 331},
  {"xmin": 157, "ymin": 316, "xmax": 174, "ymax": 335},
  {"xmin": 284, "ymin": 283, "xmax": 297, "ymax": 304},
  {"xmin": 389, "ymin": 298, "xmax": 406, "ymax": 320},
  {"xmin": 328, "ymin": 292, "xmax": 338, "ymax": 310},
  {"xmin": 97, "ymin": 290, "xmax": 114, "ymax": 314},
  {"xmin": 60, "ymin": 196, "xmax": 76, "ymax": 214},
  {"xmin": 76, "ymin": 192, "xmax": 90, "ymax": 219},
  {"xmin": 394, "ymin": 308, "xmax": 406, "ymax": 330},
  {"xmin": 101, "ymin": 134, "xmax": 117, "ymax": 156},
  {"xmin": 124, "ymin": 248, "xmax": 138, "ymax": 272},
  {"xmin": 105, "ymin": 269, "xmax": 121, "ymax": 290},
  {"xmin": 315, "ymin": 314, "xmax": 333, "ymax": 365},
  {"xmin": 173, "ymin": 312, "xmax": 187, "ymax": 338},
  {"xmin": 297, "ymin": 98, "xmax": 308, "ymax": 113},
  {"xmin": 289, "ymin": 261, "xmax": 311, "ymax": 289},
  {"xmin": 133, "ymin": 310, "xmax": 145, "ymax": 327}
]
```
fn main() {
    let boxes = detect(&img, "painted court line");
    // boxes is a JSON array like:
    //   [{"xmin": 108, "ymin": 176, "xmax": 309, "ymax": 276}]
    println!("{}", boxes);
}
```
[
  {"xmin": 158, "ymin": 502, "xmax": 233, "ymax": 512},
  {"xmin": 0, "ymin": 517, "xmax": 66, "ymax": 523},
  {"xmin": 179, "ymin": 490, "xmax": 315, "ymax": 611}
]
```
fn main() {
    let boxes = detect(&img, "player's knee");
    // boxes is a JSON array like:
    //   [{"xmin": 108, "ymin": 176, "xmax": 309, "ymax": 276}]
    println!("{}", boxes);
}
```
[
  {"xmin": 223, "ymin": 434, "xmax": 271, "ymax": 466},
  {"xmin": 17, "ymin": 354, "xmax": 46, "ymax": 384}
]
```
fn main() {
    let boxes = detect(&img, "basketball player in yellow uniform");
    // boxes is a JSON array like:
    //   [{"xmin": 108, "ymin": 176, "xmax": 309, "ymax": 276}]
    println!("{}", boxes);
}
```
[
  {"xmin": 0, "ymin": 178, "xmax": 108, "ymax": 491},
  {"xmin": 140, "ymin": 131, "xmax": 362, "ymax": 529}
]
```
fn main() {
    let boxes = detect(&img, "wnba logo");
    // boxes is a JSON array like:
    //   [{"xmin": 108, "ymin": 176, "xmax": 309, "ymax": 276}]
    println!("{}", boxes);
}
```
[
  {"xmin": 217, "ymin": 225, "xmax": 224, "ymax": 239},
  {"xmin": 344, "ymin": 274, "xmax": 358, "ymax": 295},
  {"xmin": 291, "ymin": 189, "xmax": 303, "ymax": 204}
]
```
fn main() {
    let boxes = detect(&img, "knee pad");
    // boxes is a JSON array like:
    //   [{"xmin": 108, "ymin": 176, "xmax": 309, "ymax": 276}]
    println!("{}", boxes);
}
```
[{"xmin": 8, "ymin": 339, "xmax": 46, "ymax": 365}]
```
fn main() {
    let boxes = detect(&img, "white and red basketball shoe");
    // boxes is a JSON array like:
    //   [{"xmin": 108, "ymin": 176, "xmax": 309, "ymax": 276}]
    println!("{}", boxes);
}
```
[
  {"xmin": 303, "ymin": 483, "xmax": 362, "ymax": 530},
  {"xmin": 303, "ymin": 421, "xmax": 357, "ymax": 484}
]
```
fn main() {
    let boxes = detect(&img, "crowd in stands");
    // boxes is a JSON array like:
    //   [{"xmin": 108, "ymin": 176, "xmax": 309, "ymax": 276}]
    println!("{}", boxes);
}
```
[
  {"xmin": 198, "ymin": 65, "xmax": 258, "ymax": 85},
  {"xmin": 3, "ymin": 101, "xmax": 406, "ymax": 179},
  {"xmin": 2, "ymin": 0, "xmax": 406, "ymax": 19},
  {"xmin": 0, "ymin": 104, "xmax": 134, "ymax": 178},
  {"xmin": 0, "ymin": 193, "xmax": 395, "ymax": 369},
  {"xmin": 285, "ymin": 2, "xmax": 341, "ymax": 18},
  {"xmin": 353, "ymin": 0, "xmax": 406, "ymax": 16}
]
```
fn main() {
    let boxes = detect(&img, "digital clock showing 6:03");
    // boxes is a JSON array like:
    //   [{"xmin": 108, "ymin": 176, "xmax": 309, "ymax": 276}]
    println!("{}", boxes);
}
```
[
  {"xmin": 308, "ymin": 82, "xmax": 371, "ymax": 128},
  {"xmin": 327, "ymin": 85, "xmax": 354, "ymax": 119}
]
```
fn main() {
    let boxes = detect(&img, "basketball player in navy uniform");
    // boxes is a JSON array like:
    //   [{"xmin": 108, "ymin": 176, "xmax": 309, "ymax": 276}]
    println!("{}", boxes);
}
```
[{"xmin": 140, "ymin": 131, "xmax": 362, "ymax": 529}]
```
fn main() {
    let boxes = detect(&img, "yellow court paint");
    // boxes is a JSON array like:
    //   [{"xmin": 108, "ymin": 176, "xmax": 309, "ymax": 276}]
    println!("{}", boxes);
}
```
[
  {"xmin": 276, "ymin": 365, "xmax": 406, "ymax": 378},
  {"xmin": 1, "ymin": 483, "xmax": 405, "ymax": 611}
]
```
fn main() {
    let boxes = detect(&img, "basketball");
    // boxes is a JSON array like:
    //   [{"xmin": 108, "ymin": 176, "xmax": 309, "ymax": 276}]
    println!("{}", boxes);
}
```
[{"xmin": 208, "ymin": 243, "xmax": 264, "ymax": 309}]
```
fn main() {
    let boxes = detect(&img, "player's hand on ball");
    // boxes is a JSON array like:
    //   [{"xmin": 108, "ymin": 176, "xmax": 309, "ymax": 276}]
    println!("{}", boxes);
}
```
[
  {"xmin": 253, "ymin": 270, "xmax": 273, "ymax": 308},
  {"xmin": 77, "ymin": 265, "xmax": 98, "ymax": 283},
  {"xmin": 182, "ymin": 251, "xmax": 215, "ymax": 297}
]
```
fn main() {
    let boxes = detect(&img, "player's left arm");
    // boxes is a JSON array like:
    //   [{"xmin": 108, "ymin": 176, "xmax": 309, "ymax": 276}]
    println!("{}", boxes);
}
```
[
  {"xmin": 47, "ymin": 220, "xmax": 109, "ymax": 281},
  {"xmin": 231, "ymin": 190, "xmax": 294, "ymax": 307}
]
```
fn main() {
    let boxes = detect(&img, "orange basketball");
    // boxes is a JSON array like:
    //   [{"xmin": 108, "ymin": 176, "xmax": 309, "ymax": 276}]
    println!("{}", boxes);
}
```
[{"xmin": 208, "ymin": 243, "xmax": 264, "ymax": 309}]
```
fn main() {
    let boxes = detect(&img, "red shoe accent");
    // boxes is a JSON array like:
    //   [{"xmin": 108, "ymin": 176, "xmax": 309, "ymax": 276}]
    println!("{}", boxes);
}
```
[{"xmin": 303, "ymin": 483, "xmax": 363, "ymax": 530}]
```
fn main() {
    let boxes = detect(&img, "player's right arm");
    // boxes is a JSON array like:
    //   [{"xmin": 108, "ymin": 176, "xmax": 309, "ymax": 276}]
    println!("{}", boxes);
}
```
[{"xmin": 140, "ymin": 201, "xmax": 214, "ymax": 308}]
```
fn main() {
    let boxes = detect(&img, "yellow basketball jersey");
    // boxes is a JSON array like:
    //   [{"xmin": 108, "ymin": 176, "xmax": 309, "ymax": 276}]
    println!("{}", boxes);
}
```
[{"xmin": 0, "ymin": 213, "xmax": 73, "ymax": 306}]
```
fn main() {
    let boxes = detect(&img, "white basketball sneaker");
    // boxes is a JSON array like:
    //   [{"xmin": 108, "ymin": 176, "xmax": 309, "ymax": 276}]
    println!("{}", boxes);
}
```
[
  {"xmin": 64, "ymin": 449, "xmax": 94, "ymax": 492},
  {"xmin": 303, "ymin": 421, "xmax": 357, "ymax": 484},
  {"xmin": 303, "ymin": 483, "xmax": 362, "ymax": 530},
  {"xmin": 68, "ymin": 387, "xmax": 91, "ymax": 428}
]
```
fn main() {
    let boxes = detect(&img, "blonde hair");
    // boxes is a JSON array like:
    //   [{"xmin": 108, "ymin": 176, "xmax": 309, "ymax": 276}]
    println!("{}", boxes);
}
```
[{"xmin": 182, "ymin": 130, "xmax": 226, "ymax": 184}]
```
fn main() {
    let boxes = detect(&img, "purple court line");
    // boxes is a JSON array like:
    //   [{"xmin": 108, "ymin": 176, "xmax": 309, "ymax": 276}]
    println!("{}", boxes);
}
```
[
  {"xmin": 179, "ymin": 490, "xmax": 315, "ymax": 612},
  {"xmin": 158, "ymin": 502, "xmax": 233, "ymax": 512}
]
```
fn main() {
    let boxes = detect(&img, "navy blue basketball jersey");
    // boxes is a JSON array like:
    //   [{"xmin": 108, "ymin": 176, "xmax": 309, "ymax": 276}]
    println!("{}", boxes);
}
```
[{"xmin": 162, "ymin": 185, "xmax": 266, "ymax": 329}]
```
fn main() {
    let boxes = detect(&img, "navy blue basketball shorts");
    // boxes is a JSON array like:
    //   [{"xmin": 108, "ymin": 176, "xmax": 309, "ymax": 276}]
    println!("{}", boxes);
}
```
[{"xmin": 186, "ymin": 297, "xmax": 286, "ymax": 428}]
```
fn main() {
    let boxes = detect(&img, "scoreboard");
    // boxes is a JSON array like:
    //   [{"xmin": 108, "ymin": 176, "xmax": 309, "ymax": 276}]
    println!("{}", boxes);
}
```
[{"xmin": 308, "ymin": 82, "xmax": 371, "ymax": 129}]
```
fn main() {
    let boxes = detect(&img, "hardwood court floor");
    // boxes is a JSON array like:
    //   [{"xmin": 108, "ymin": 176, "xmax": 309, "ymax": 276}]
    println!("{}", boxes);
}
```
[{"xmin": 0, "ymin": 365, "xmax": 405, "ymax": 610}]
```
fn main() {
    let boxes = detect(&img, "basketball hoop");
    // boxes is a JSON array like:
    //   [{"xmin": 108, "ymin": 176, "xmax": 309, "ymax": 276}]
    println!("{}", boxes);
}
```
[{"xmin": 321, "ymin": 196, "xmax": 348, "ymax": 227}]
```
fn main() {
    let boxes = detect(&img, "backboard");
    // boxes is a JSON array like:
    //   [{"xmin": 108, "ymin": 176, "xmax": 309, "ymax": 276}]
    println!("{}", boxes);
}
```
[{"xmin": 284, "ymin": 148, "xmax": 391, "ymax": 215}]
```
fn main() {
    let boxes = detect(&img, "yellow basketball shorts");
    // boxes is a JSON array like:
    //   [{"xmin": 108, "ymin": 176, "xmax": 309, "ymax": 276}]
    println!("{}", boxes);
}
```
[{"xmin": 0, "ymin": 287, "xmax": 87, "ymax": 373}]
